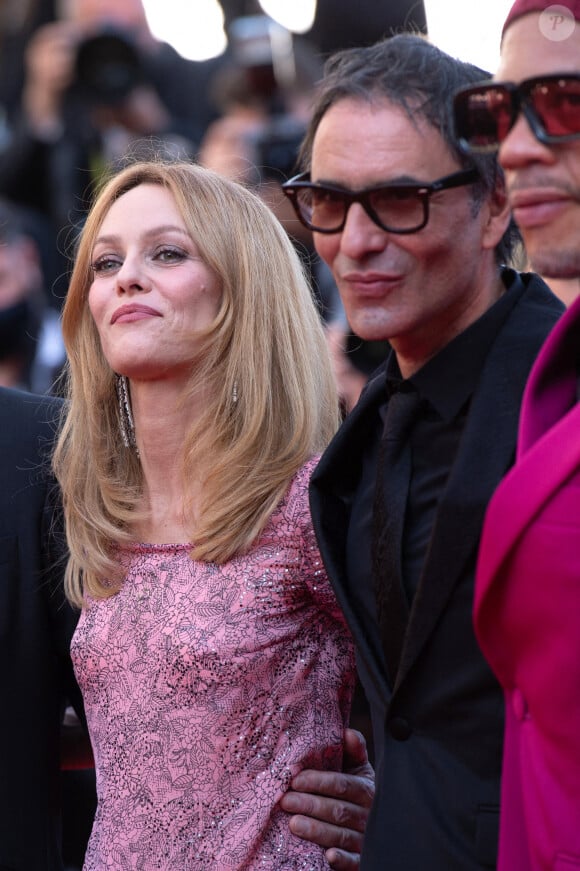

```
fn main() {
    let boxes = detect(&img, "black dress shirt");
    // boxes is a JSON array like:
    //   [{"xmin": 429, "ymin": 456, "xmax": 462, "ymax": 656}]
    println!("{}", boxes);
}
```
[{"xmin": 346, "ymin": 270, "xmax": 525, "ymax": 663}]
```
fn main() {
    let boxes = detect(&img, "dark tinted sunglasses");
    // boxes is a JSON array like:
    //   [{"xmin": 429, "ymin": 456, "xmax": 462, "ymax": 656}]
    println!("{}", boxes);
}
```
[
  {"xmin": 281, "ymin": 168, "xmax": 480, "ymax": 235},
  {"xmin": 454, "ymin": 74, "xmax": 580, "ymax": 153}
]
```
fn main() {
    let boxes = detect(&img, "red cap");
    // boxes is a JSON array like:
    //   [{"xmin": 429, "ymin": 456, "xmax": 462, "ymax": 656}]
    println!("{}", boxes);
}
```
[{"xmin": 503, "ymin": 0, "xmax": 580, "ymax": 36}]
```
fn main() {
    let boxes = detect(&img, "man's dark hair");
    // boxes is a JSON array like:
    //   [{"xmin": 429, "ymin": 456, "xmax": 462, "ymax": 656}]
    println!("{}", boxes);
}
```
[{"xmin": 299, "ymin": 33, "xmax": 521, "ymax": 265}]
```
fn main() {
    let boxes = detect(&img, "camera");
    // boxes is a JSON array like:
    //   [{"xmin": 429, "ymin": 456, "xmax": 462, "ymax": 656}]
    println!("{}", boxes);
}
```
[
  {"xmin": 74, "ymin": 27, "xmax": 144, "ymax": 105},
  {"xmin": 250, "ymin": 115, "xmax": 306, "ymax": 181}
]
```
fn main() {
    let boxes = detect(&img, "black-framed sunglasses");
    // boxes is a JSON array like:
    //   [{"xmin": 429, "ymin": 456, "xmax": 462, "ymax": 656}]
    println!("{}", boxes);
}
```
[
  {"xmin": 281, "ymin": 168, "xmax": 480, "ymax": 235},
  {"xmin": 454, "ymin": 74, "xmax": 580, "ymax": 153}
]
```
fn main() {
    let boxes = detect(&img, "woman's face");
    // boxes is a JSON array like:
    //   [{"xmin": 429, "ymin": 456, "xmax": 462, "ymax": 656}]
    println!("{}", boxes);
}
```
[{"xmin": 88, "ymin": 183, "xmax": 222, "ymax": 383}]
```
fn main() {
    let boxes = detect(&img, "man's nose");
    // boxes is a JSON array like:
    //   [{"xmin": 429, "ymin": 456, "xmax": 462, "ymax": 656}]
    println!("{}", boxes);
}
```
[
  {"xmin": 338, "ymin": 202, "xmax": 389, "ymax": 258},
  {"xmin": 498, "ymin": 111, "xmax": 557, "ymax": 170}
]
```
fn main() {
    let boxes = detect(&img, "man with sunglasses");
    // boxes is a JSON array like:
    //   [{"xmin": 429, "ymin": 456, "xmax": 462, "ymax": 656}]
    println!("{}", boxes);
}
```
[
  {"xmin": 280, "ymin": 32, "xmax": 564, "ymax": 871},
  {"xmin": 454, "ymin": 1, "xmax": 580, "ymax": 281},
  {"xmin": 453, "ymin": 2, "xmax": 580, "ymax": 870}
]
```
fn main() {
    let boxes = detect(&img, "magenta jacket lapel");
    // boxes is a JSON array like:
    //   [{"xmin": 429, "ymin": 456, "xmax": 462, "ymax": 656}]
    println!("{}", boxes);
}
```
[{"xmin": 476, "ymin": 295, "xmax": 580, "ymax": 611}]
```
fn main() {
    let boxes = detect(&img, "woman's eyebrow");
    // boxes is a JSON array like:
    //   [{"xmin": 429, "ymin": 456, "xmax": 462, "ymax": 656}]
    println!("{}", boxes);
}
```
[{"xmin": 93, "ymin": 225, "xmax": 191, "ymax": 247}]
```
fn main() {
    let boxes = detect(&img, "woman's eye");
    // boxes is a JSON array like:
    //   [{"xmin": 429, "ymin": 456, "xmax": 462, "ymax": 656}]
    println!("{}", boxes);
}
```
[
  {"xmin": 91, "ymin": 256, "xmax": 121, "ymax": 274},
  {"xmin": 90, "ymin": 247, "xmax": 187, "ymax": 273},
  {"xmin": 154, "ymin": 247, "xmax": 187, "ymax": 264}
]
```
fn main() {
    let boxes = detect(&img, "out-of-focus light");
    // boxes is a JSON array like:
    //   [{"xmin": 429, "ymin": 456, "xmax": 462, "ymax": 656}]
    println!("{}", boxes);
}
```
[
  {"xmin": 142, "ymin": 0, "xmax": 227, "ymax": 61},
  {"xmin": 424, "ymin": 0, "xmax": 514, "ymax": 73},
  {"xmin": 258, "ymin": 0, "xmax": 317, "ymax": 34},
  {"xmin": 229, "ymin": 15, "xmax": 297, "ymax": 89}
]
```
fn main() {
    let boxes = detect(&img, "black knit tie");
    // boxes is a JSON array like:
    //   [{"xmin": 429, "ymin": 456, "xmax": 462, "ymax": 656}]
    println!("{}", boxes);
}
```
[{"xmin": 371, "ymin": 385, "xmax": 421, "ymax": 686}]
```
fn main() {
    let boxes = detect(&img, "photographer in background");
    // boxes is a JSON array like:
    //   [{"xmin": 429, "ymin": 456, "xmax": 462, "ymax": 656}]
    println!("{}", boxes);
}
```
[
  {"xmin": 200, "ymin": 16, "xmax": 343, "ymax": 324},
  {"xmin": 0, "ymin": 0, "xmax": 222, "ymax": 306}
]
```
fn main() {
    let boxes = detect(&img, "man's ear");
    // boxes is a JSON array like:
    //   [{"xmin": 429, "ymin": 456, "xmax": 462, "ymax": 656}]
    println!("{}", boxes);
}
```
[{"xmin": 481, "ymin": 173, "xmax": 512, "ymax": 253}]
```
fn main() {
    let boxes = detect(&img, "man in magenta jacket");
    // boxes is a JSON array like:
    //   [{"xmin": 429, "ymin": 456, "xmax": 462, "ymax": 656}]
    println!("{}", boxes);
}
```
[{"xmin": 454, "ymin": 2, "xmax": 580, "ymax": 869}]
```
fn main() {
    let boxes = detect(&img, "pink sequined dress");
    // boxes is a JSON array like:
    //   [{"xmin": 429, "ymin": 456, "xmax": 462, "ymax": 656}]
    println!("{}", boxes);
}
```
[{"xmin": 71, "ymin": 458, "xmax": 355, "ymax": 870}]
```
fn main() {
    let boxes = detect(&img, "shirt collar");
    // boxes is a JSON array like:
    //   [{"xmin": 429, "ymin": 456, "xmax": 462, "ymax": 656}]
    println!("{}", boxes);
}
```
[{"xmin": 384, "ymin": 268, "xmax": 526, "ymax": 422}]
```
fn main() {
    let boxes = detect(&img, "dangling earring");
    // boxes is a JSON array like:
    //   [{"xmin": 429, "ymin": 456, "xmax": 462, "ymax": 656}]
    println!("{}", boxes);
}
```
[
  {"xmin": 116, "ymin": 374, "xmax": 139, "ymax": 454},
  {"xmin": 232, "ymin": 381, "xmax": 238, "ymax": 404}
]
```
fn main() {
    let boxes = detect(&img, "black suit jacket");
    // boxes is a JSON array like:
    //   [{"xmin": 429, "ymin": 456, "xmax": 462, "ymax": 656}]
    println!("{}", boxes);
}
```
[
  {"xmin": 0, "ymin": 387, "xmax": 81, "ymax": 871},
  {"xmin": 310, "ymin": 273, "xmax": 564, "ymax": 870}
]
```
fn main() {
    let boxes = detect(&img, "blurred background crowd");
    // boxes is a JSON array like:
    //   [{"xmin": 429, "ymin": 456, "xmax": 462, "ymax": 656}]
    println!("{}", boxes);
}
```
[{"xmin": 0, "ymin": 0, "xmax": 428, "ymax": 407}]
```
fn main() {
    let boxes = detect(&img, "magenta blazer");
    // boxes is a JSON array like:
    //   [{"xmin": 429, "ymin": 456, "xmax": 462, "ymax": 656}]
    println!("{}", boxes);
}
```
[{"xmin": 475, "ymin": 293, "xmax": 580, "ymax": 871}]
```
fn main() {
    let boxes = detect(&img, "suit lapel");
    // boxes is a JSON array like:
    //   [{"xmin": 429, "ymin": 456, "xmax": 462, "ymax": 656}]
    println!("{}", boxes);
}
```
[
  {"xmin": 396, "ymin": 341, "xmax": 521, "ymax": 685},
  {"xmin": 397, "ymin": 278, "xmax": 564, "ymax": 687},
  {"xmin": 310, "ymin": 368, "xmax": 391, "ymax": 698},
  {"xmin": 518, "ymin": 290, "xmax": 580, "ymax": 456},
  {"xmin": 476, "ymin": 403, "xmax": 580, "ymax": 607},
  {"xmin": 476, "ymin": 296, "xmax": 580, "ymax": 605}
]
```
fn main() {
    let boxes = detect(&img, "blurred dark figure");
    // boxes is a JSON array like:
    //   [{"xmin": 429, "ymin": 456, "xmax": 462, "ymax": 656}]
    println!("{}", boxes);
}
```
[
  {"xmin": 0, "ymin": 0, "xmax": 223, "ymax": 306},
  {"xmin": 60, "ymin": 704, "xmax": 95, "ymax": 871},
  {"xmin": 0, "ymin": 197, "xmax": 65, "ymax": 392},
  {"xmin": 200, "ymin": 15, "xmax": 342, "ymax": 322},
  {"xmin": 308, "ymin": 0, "xmax": 427, "ymax": 54},
  {"xmin": 217, "ymin": 0, "xmax": 427, "ymax": 56}
]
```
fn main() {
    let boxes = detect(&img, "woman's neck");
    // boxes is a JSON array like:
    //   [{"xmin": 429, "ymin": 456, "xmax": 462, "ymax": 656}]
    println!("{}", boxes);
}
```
[{"xmin": 128, "ymin": 378, "xmax": 206, "ymax": 543}]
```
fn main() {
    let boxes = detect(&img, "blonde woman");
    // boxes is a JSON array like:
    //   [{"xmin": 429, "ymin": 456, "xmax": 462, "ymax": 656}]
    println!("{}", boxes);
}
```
[{"xmin": 53, "ymin": 160, "xmax": 368, "ymax": 869}]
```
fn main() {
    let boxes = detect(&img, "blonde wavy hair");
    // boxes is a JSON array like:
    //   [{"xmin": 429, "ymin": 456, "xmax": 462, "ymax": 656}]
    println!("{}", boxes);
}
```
[{"xmin": 53, "ymin": 159, "xmax": 341, "ymax": 606}]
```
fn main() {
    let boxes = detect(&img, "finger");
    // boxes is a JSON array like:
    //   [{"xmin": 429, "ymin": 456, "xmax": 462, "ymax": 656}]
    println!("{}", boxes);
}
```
[
  {"xmin": 343, "ymin": 728, "xmax": 369, "ymax": 767},
  {"xmin": 287, "ymin": 769, "xmax": 374, "ymax": 808},
  {"xmin": 280, "ymin": 791, "xmax": 367, "ymax": 833},
  {"xmin": 287, "ymin": 813, "xmax": 364, "ymax": 853},
  {"xmin": 326, "ymin": 847, "xmax": 362, "ymax": 871}
]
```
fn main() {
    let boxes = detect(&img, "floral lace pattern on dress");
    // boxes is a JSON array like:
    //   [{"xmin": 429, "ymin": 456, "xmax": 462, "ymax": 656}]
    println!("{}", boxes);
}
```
[{"xmin": 72, "ymin": 459, "xmax": 355, "ymax": 870}]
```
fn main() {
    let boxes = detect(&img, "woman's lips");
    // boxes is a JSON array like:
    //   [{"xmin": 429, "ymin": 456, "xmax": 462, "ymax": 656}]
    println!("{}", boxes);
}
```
[{"xmin": 111, "ymin": 304, "xmax": 162, "ymax": 324}]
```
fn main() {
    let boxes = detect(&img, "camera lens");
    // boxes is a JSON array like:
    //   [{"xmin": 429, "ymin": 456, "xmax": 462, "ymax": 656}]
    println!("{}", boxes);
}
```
[{"xmin": 75, "ymin": 29, "xmax": 143, "ymax": 104}]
